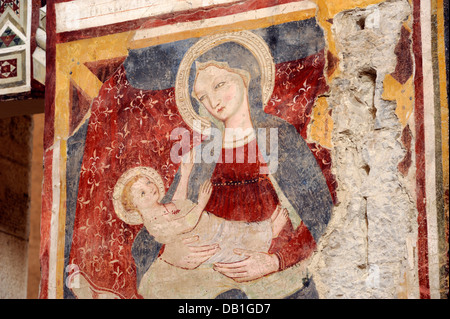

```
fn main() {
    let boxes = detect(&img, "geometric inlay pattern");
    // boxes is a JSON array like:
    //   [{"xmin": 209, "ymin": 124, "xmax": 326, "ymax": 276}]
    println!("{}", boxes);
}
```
[
  {"xmin": 0, "ymin": 0, "xmax": 20, "ymax": 16},
  {"xmin": 0, "ymin": 26, "xmax": 24, "ymax": 47},
  {"xmin": 0, "ymin": 58, "xmax": 17, "ymax": 78}
]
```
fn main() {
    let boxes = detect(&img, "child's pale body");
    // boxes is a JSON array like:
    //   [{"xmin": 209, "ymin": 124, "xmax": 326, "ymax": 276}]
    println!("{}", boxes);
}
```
[
  {"xmin": 145, "ymin": 198, "xmax": 273, "ymax": 264},
  {"xmin": 114, "ymin": 152, "xmax": 293, "ymax": 298}
]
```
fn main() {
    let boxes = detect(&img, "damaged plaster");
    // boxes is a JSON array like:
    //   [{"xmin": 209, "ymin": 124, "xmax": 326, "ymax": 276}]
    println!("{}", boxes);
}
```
[{"xmin": 310, "ymin": 0, "xmax": 419, "ymax": 299}]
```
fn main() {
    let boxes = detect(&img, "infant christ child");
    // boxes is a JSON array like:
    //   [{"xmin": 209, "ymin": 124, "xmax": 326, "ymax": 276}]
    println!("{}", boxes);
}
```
[{"xmin": 114, "ymin": 165, "xmax": 289, "ymax": 265}]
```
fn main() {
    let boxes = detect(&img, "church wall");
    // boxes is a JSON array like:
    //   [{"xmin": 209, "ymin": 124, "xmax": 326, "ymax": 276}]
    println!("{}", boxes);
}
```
[{"xmin": 37, "ymin": 0, "xmax": 448, "ymax": 299}]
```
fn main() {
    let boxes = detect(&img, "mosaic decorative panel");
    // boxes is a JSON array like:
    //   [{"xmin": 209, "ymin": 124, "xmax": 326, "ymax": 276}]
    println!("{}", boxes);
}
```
[
  {"xmin": 0, "ymin": 0, "xmax": 20, "ymax": 16},
  {"xmin": 0, "ymin": 0, "xmax": 30, "ymax": 96},
  {"xmin": 0, "ymin": 50, "xmax": 24, "ymax": 87},
  {"xmin": 0, "ymin": 26, "xmax": 24, "ymax": 47}
]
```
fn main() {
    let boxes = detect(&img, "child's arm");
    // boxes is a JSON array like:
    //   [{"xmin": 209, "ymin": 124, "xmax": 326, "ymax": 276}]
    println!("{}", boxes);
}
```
[
  {"xmin": 171, "ymin": 180, "xmax": 213, "ymax": 233},
  {"xmin": 172, "ymin": 149, "xmax": 195, "ymax": 201},
  {"xmin": 197, "ymin": 180, "xmax": 213, "ymax": 212},
  {"xmin": 150, "ymin": 180, "xmax": 212, "ymax": 243}
]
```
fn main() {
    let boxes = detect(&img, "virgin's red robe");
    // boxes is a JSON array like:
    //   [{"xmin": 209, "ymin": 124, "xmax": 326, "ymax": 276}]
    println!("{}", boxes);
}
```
[{"xmin": 205, "ymin": 138, "xmax": 316, "ymax": 270}]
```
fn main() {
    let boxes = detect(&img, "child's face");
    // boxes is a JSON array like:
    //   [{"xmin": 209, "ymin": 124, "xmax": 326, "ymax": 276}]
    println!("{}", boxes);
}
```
[{"xmin": 130, "ymin": 176, "xmax": 160, "ymax": 210}]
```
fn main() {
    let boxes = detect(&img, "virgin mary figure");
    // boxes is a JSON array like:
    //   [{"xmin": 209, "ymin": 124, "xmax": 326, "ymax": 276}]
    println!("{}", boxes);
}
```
[{"xmin": 132, "ymin": 31, "xmax": 333, "ymax": 299}]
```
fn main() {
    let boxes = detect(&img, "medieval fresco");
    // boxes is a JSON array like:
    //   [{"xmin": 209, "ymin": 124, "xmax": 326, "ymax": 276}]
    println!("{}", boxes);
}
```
[
  {"xmin": 40, "ymin": 0, "xmax": 449, "ymax": 299},
  {"xmin": 55, "ymin": 1, "xmax": 336, "ymax": 299}
]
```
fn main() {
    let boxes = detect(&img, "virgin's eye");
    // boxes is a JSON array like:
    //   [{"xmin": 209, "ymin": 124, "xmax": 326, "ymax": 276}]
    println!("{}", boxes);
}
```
[
  {"xmin": 214, "ymin": 82, "xmax": 225, "ymax": 89},
  {"xmin": 199, "ymin": 95, "xmax": 206, "ymax": 102}
]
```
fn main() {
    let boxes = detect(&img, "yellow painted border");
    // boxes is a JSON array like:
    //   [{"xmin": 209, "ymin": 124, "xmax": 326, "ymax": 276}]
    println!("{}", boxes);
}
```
[
  {"xmin": 54, "ymin": 32, "xmax": 132, "ymax": 298},
  {"xmin": 129, "ymin": 9, "xmax": 316, "ymax": 49},
  {"xmin": 435, "ymin": 0, "xmax": 449, "ymax": 298},
  {"xmin": 436, "ymin": 0, "xmax": 449, "ymax": 189},
  {"xmin": 54, "ymin": 32, "xmax": 131, "ymax": 140},
  {"xmin": 382, "ymin": 74, "xmax": 414, "ymax": 127},
  {"xmin": 56, "ymin": 139, "xmax": 67, "ymax": 298}
]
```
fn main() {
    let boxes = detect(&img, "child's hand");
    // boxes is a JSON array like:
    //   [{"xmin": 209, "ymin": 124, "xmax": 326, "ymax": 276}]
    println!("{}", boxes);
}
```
[
  {"xmin": 271, "ymin": 206, "xmax": 289, "ymax": 238},
  {"xmin": 180, "ymin": 149, "xmax": 195, "ymax": 177},
  {"xmin": 198, "ymin": 180, "xmax": 213, "ymax": 208}
]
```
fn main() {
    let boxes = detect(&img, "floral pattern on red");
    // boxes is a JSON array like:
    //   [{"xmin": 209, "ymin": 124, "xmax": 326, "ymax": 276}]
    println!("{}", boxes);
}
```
[{"xmin": 69, "ymin": 50, "xmax": 337, "ymax": 298}]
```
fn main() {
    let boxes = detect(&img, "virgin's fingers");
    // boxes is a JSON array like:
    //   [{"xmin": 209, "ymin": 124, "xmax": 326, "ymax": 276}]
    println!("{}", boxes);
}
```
[
  {"xmin": 188, "ymin": 253, "xmax": 217, "ymax": 264},
  {"xmin": 213, "ymin": 259, "xmax": 249, "ymax": 269},
  {"xmin": 215, "ymin": 269, "xmax": 248, "ymax": 278},
  {"xmin": 233, "ymin": 276, "xmax": 253, "ymax": 283},
  {"xmin": 202, "ymin": 180, "xmax": 210, "ymax": 193},
  {"xmin": 201, "ymin": 180, "xmax": 211, "ymax": 190},
  {"xmin": 213, "ymin": 265, "xmax": 248, "ymax": 274},
  {"xmin": 181, "ymin": 235, "xmax": 199, "ymax": 245},
  {"xmin": 188, "ymin": 244, "xmax": 219, "ymax": 253},
  {"xmin": 188, "ymin": 247, "xmax": 220, "ymax": 259}
]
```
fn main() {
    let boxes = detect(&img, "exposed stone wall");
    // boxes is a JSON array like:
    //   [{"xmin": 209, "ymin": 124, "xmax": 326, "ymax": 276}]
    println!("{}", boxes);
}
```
[{"xmin": 311, "ymin": 0, "xmax": 419, "ymax": 298}]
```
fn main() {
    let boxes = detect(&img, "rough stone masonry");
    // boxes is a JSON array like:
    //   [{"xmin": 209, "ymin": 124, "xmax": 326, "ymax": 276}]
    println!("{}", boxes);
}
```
[{"xmin": 310, "ymin": 0, "xmax": 418, "ymax": 298}]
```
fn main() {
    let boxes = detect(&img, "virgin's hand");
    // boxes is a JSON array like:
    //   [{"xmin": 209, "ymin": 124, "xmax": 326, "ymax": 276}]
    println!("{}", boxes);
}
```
[
  {"xmin": 160, "ymin": 236, "xmax": 220, "ymax": 270},
  {"xmin": 213, "ymin": 249, "xmax": 279, "ymax": 282}
]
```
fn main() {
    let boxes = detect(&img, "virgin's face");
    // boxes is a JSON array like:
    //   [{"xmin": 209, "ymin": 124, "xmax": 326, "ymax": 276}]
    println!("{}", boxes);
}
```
[{"xmin": 193, "ymin": 65, "xmax": 247, "ymax": 123}]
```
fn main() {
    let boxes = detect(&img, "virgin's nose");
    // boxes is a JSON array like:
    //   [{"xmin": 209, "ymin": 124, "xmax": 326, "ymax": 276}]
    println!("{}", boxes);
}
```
[{"xmin": 210, "ymin": 95, "xmax": 221, "ymax": 109}]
